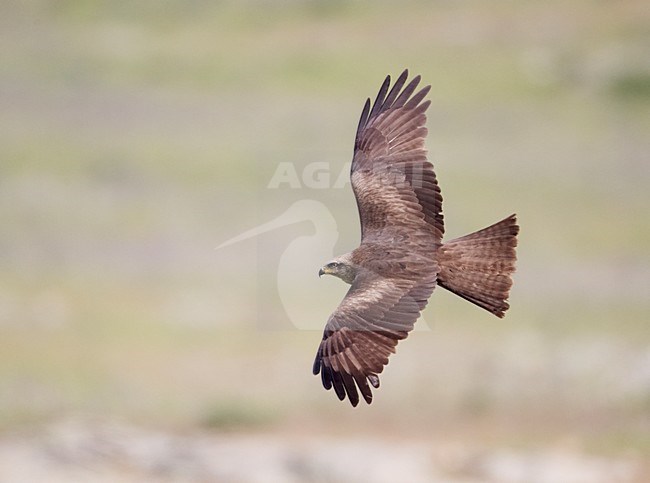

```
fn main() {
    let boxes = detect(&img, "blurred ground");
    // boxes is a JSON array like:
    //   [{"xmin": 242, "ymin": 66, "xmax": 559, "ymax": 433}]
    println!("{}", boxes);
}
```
[
  {"xmin": 0, "ymin": 418, "xmax": 641, "ymax": 482},
  {"xmin": 0, "ymin": 0, "xmax": 649, "ymax": 481}
]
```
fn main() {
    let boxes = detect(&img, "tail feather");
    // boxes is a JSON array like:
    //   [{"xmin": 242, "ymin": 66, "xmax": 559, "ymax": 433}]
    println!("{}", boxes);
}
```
[{"xmin": 437, "ymin": 214, "xmax": 519, "ymax": 318}]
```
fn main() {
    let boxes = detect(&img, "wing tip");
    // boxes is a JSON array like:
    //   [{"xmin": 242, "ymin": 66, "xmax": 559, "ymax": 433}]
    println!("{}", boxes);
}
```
[
  {"xmin": 315, "ymin": 360, "xmax": 380, "ymax": 406},
  {"xmin": 368, "ymin": 373, "xmax": 380, "ymax": 389}
]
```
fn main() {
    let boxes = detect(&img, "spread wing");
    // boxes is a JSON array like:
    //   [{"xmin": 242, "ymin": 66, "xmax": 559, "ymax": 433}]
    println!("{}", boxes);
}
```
[
  {"xmin": 312, "ymin": 271, "xmax": 437, "ymax": 406},
  {"xmin": 352, "ymin": 69, "xmax": 444, "ymax": 243},
  {"xmin": 312, "ymin": 71, "xmax": 443, "ymax": 406}
]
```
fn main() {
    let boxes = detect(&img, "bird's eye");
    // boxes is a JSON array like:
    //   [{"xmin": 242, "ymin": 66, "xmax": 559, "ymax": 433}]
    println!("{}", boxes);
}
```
[{"xmin": 329, "ymin": 262, "xmax": 339, "ymax": 268}]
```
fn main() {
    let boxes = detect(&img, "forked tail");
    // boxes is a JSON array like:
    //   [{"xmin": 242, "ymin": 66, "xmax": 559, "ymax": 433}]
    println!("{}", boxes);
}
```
[{"xmin": 437, "ymin": 214, "xmax": 519, "ymax": 318}]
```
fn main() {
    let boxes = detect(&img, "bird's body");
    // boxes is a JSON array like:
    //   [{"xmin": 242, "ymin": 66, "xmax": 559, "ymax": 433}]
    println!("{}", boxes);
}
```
[{"xmin": 314, "ymin": 70, "xmax": 519, "ymax": 406}]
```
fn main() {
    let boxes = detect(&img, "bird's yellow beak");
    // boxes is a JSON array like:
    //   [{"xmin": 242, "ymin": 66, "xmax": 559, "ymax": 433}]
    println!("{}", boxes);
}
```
[{"xmin": 318, "ymin": 267, "xmax": 328, "ymax": 277}]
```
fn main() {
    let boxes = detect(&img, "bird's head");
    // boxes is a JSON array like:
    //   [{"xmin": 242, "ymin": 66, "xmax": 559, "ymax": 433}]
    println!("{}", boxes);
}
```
[{"xmin": 318, "ymin": 254, "xmax": 357, "ymax": 284}]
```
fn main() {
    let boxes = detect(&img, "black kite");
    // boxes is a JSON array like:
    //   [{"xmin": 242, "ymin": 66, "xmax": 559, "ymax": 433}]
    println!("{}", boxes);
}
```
[{"xmin": 313, "ymin": 70, "xmax": 519, "ymax": 406}]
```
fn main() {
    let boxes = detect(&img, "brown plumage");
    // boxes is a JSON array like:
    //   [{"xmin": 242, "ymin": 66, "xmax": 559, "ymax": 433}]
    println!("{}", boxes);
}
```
[{"xmin": 313, "ymin": 70, "xmax": 519, "ymax": 406}]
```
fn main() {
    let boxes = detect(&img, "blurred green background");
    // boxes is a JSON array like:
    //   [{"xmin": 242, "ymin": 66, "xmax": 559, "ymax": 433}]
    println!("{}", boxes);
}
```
[{"xmin": 0, "ymin": 0, "xmax": 648, "ymax": 480}]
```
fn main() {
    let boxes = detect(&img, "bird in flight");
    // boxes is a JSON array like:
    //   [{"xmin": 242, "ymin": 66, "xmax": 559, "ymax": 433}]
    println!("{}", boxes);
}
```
[{"xmin": 313, "ymin": 70, "xmax": 519, "ymax": 406}]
